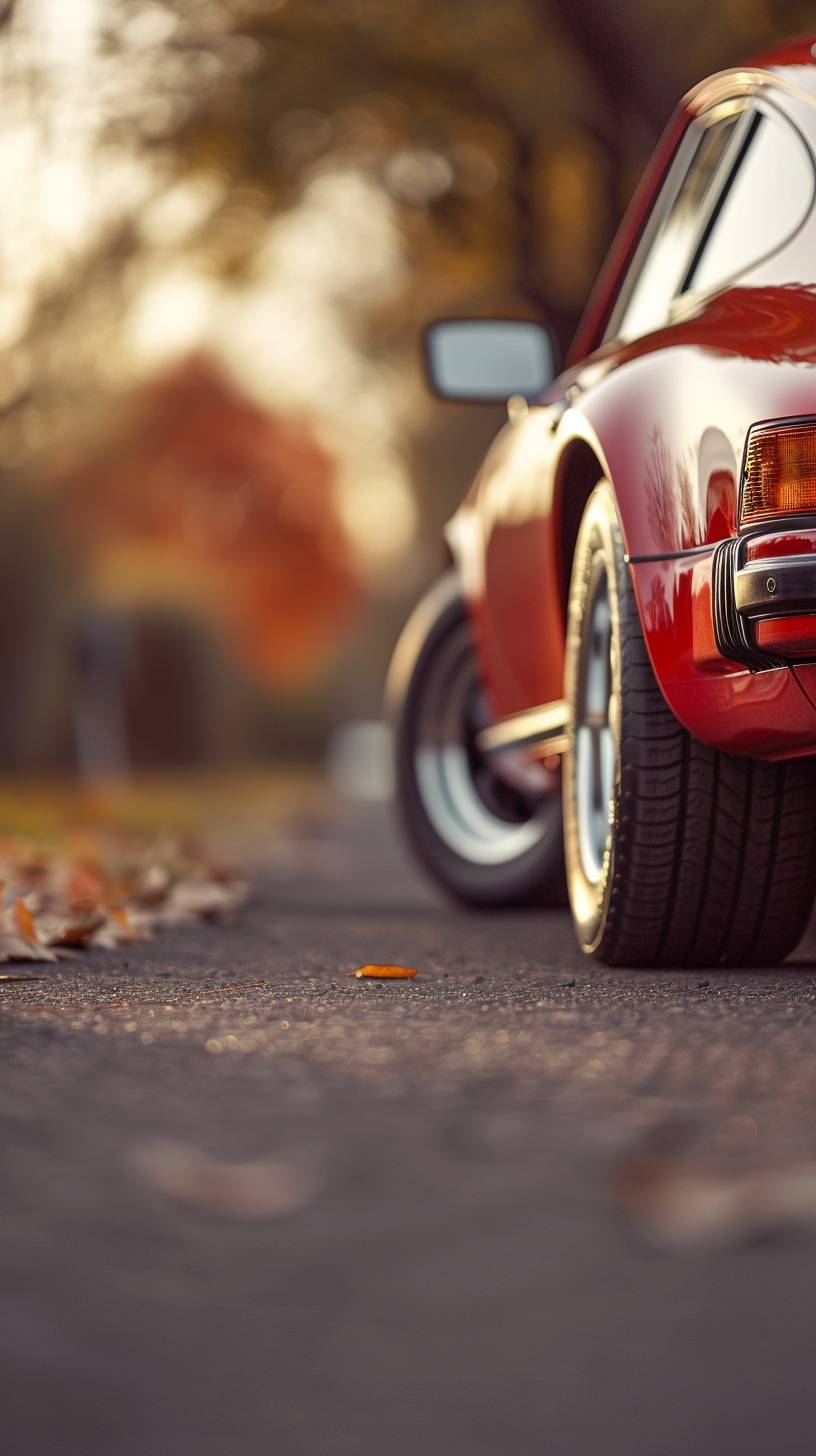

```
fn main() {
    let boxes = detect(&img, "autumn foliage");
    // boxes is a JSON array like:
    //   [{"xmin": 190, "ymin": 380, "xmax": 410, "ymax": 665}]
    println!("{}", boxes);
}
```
[{"xmin": 53, "ymin": 355, "xmax": 360, "ymax": 686}]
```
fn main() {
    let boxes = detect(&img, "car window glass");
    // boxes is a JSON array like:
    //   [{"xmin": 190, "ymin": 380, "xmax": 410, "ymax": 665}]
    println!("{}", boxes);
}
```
[
  {"xmin": 683, "ymin": 105, "xmax": 814, "ymax": 295},
  {"xmin": 614, "ymin": 113, "xmax": 742, "ymax": 343}
]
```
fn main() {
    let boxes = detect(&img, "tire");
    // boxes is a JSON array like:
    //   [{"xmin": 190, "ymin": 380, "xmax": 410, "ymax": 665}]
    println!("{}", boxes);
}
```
[
  {"xmin": 388, "ymin": 571, "xmax": 565, "ymax": 907},
  {"xmin": 563, "ymin": 479, "xmax": 816, "ymax": 967}
]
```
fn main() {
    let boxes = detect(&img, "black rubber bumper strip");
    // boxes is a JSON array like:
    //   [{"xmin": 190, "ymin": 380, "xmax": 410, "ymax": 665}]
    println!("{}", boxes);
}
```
[
  {"xmin": 712, "ymin": 537, "xmax": 786, "ymax": 671},
  {"xmin": 735, "ymin": 555, "xmax": 816, "ymax": 617}
]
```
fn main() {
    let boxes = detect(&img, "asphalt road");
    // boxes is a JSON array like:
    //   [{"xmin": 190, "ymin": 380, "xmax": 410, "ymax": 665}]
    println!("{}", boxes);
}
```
[{"xmin": 5, "ymin": 799, "xmax": 816, "ymax": 1455}]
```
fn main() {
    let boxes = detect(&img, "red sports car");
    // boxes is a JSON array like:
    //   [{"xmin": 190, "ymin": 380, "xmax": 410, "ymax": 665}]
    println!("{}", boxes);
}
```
[{"xmin": 389, "ymin": 37, "xmax": 816, "ymax": 968}]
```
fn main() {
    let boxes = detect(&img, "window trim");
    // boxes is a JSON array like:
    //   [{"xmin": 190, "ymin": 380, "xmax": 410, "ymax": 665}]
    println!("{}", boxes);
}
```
[
  {"xmin": 667, "ymin": 95, "xmax": 816, "ymax": 323},
  {"xmin": 603, "ymin": 96, "xmax": 749, "ymax": 346},
  {"xmin": 677, "ymin": 109, "xmax": 761, "ymax": 295},
  {"xmin": 603, "ymin": 92, "xmax": 816, "ymax": 346}
]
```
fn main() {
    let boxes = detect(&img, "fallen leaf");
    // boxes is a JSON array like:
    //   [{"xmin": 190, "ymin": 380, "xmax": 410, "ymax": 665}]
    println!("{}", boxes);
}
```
[
  {"xmin": 612, "ymin": 1121, "xmax": 816, "ymax": 1249},
  {"xmin": 131, "ymin": 1139, "xmax": 317, "ymax": 1220},
  {"xmin": 38, "ymin": 897, "xmax": 107, "ymax": 948},
  {"xmin": 134, "ymin": 861, "xmax": 174, "ymax": 907},
  {"xmin": 351, "ymin": 963, "xmax": 418, "ymax": 980},
  {"xmin": 92, "ymin": 906, "xmax": 141, "ymax": 949},
  {"xmin": 149, "ymin": 877, "xmax": 249, "ymax": 927},
  {"xmin": 64, "ymin": 864, "xmax": 107, "ymax": 903},
  {"xmin": 614, "ymin": 1154, "xmax": 816, "ymax": 1249},
  {"xmin": 0, "ymin": 898, "xmax": 58, "ymax": 964},
  {"xmin": 14, "ymin": 898, "xmax": 39, "ymax": 944},
  {"xmin": 0, "ymin": 830, "xmax": 249, "ymax": 964},
  {"xmin": 0, "ymin": 938, "xmax": 56, "ymax": 965}
]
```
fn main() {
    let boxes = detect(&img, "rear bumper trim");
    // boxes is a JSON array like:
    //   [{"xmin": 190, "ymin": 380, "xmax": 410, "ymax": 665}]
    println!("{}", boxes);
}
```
[
  {"xmin": 713, "ymin": 529, "xmax": 816, "ymax": 670},
  {"xmin": 735, "ymin": 555, "xmax": 816, "ymax": 617},
  {"xmin": 712, "ymin": 537, "xmax": 785, "ymax": 670}
]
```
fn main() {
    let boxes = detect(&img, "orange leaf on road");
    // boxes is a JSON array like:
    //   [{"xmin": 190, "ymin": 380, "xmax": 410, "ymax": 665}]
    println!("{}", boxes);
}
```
[{"xmin": 351, "ymin": 964, "xmax": 417, "ymax": 980}]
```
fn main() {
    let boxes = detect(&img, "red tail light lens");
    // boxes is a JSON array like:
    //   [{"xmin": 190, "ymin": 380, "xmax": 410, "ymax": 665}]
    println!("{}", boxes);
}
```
[{"xmin": 740, "ymin": 420, "xmax": 816, "ymax": 526}]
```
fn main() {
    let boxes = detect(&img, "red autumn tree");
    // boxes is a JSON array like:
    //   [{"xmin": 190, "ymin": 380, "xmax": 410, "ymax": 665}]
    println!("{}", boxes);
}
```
[{"xmin": 53, "ymin": 354, "xmax": 360, "ymax": 686}]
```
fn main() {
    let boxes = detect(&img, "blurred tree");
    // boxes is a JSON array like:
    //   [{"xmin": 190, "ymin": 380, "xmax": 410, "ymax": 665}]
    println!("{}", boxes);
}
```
[
  {"xmin": 0, "ymin": 0, "xmax": 814, "ymax": 765},
  {"xmin": 3, "ymin": 0, "xmax": 813, "ymax": 469},
  {"xmin": 55, "ymin": 354, "xmax": 359, "ymax": 685},
  {"xmin": 0, "ymin": 482, "xmax": 72, "ymax": 768}
]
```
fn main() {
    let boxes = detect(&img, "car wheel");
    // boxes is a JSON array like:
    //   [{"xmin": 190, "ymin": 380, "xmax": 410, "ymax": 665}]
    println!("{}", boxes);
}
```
[
  {"xmin": 563, "ymin": 478, "xmax": 816, "ymax": 967},
  {"xmin": 388, "ymin": 572, "xmax": 565, "ymax": 907}
]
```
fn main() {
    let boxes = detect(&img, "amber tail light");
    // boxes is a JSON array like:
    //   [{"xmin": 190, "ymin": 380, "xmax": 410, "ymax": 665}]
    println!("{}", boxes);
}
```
[{"xmin": 740, "ymin": 420, "xmax": 816, "ymax": 527}]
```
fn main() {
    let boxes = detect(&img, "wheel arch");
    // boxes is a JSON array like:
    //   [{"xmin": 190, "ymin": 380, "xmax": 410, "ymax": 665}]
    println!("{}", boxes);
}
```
[
  {"xmin": 555, "ymin": 437, "xmax": 609, "ymax": 626},
  {"xmin": 554, "ymin": 427, "xmax": 679, "ymax": 735}
]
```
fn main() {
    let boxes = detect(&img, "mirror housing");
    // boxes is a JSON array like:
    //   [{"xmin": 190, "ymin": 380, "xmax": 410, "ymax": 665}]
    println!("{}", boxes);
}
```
[{"xmin": 422, "ymin": 317, "xmax": 556, "ymax": 405}]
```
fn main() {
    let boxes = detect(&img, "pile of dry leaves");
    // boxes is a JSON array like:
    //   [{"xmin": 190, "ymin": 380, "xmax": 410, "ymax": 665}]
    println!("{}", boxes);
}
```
[{"xmin": 0, "ymin": 832, "xmax": 248, "ymax": 969}]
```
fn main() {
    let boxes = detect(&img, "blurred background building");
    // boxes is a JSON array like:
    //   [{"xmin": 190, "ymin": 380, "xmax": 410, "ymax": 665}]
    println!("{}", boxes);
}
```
[{"xmin": 0, "ymin": 0, "xmax": 812, "ymax": 779}]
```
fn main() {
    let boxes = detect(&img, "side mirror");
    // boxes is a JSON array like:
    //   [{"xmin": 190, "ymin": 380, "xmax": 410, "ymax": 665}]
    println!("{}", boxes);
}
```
[{"xmin": 423, "ymin": 317, "xmax": 556, "ymax": 404}]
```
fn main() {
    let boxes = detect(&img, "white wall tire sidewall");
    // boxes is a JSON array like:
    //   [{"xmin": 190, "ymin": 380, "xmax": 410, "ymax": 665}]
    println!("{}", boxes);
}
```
[{"xmin": 563, "ymin": 480, "xmax": 624, "ymax": 955}]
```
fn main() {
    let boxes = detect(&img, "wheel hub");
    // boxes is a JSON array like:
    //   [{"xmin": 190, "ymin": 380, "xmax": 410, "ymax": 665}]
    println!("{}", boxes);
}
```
[{"xmin": 414, "ymin": 619, "xmax": 555, "ymax": 867}]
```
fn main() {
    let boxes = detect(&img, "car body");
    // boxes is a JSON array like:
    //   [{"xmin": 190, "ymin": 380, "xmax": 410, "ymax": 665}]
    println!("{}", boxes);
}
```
[
  {"xmin": 390, "ymin": 38, "xmax": 816, "ymax": 967},
  {"xmin": 449, "ymin": 38, "xmax": 816, "ymax": 760}
]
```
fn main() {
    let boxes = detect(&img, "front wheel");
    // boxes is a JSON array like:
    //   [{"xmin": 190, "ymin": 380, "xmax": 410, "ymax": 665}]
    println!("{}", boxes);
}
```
[
  {"xmin": 563, "ymin": 479, "xmax": 816, "ymax": 967},
  {"xmin": 388, "ymin": 572, "xmax": 565, "ymax": 907}
]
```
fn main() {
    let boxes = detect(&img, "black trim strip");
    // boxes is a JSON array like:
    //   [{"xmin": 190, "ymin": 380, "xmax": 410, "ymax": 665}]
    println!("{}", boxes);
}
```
[
  {"xmin": 712, "ymin": 536, "xmax": 787, "ymax": 670},
  {"xmin": 681, "ymin": 111, "xmax": 761, "ymax": 293},
  {"xmin": 629, "ymin": 511, "xmax": 816, "ymax": 567},
  {"xmin": 626, "ymin": 542, "xmax": 714, "ymax": 564},
  {"xmin": 736, "ymin": 556, "xmax": 816, "ymax": 616}
]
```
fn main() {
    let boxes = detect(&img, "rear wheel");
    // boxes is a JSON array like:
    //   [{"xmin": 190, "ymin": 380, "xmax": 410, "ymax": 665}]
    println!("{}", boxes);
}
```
[
  {"xmin": 563, "ymin": 479, "xmax": 816, "ymax": 966},
  {"xmin": 389, "ymin": 572, "xmax": 564, "ymax": 906}
]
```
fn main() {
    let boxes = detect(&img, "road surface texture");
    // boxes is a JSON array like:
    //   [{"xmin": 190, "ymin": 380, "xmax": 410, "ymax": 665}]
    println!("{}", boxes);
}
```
[{"xmin": 5, "ymin": 798, "xmax": 816, "ymax": 1455}]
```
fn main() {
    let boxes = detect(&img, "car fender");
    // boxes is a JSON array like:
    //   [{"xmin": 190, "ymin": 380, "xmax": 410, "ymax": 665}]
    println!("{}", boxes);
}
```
[
  {"xmin": 557, "ymin": 348, "xmax": 816, "ymax": 757},
  {"xmin": 446, "ymin": 337, "xmax": 816, "ymax": 758}
]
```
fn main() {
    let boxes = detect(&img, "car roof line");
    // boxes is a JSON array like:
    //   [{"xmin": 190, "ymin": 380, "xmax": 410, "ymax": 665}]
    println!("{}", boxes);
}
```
[{"xmin": 686, "ymin": 66, "xmax": 816, "ymax": 118}]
